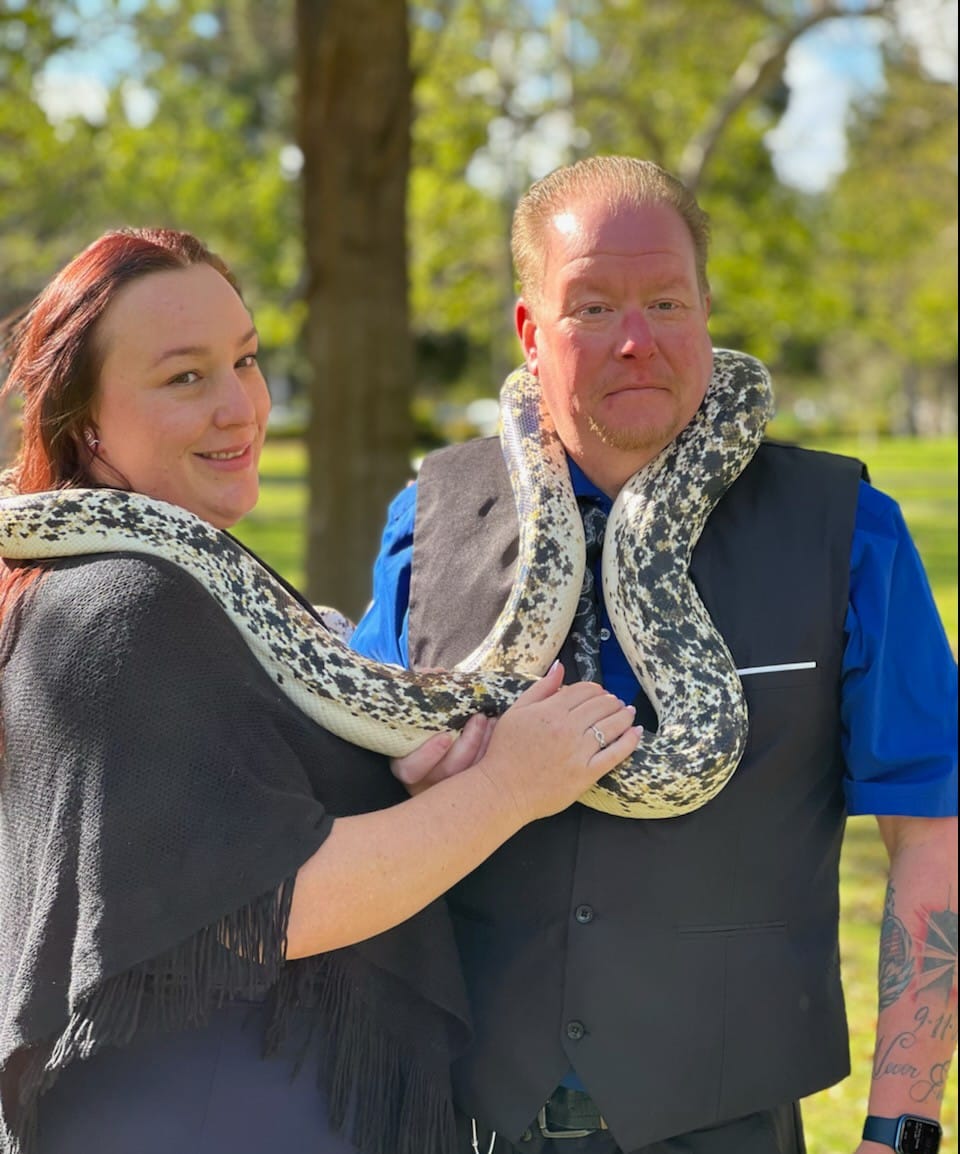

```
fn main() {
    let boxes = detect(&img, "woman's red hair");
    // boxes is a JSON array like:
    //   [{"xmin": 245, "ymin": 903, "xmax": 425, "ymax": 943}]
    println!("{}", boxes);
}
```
[{"xmin": 0, "ymin": 228, "xmax": 240, "ymax": 625}]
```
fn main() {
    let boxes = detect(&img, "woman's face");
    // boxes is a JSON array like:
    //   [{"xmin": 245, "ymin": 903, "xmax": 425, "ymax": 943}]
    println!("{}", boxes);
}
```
[{"xmin": 90, "ymin": 263, "xmax": 270, "ymax": 528}]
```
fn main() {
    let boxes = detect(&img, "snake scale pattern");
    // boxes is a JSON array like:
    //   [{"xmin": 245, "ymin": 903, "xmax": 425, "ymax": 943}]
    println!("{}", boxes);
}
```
[{"xmin": 0, "ymin": 349, "xmax": 773, "ymax": 818}]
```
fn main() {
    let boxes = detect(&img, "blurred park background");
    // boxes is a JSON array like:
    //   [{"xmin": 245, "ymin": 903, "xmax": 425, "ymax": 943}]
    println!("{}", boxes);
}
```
[{"xmin": 1, "ymin": 1, "xmax": 956, "ymax": 1149}]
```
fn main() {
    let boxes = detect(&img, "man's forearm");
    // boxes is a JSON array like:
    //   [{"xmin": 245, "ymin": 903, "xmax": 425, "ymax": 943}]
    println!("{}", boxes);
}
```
[{"xmin": 865, "ymin": 817, "xmax": 958, "ymax": 1129}]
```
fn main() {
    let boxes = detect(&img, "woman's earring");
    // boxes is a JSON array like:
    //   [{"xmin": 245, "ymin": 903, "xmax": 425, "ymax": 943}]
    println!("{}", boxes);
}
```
[{"xmin": 84, "ymin": 429, "xmax": 100, "ymax": 452}]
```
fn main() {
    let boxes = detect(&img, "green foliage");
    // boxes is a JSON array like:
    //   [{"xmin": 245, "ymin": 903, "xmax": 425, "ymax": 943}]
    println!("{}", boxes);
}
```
[
  {"xmin": 0, "ymin": 0, "xmax": 304, "ymax": 385},
  {"xmin": 574, "ymin": 0, "xmax": 773, "ymax": 169},
  {"xmin": 3, "ymin": 0, "xmax": 957, "ymax": 438},
  {"xmin": 809, "ymin": 45, "xmax": 959, "ymax": 432},
  {"xmin": 0, "ymin": 2, "xmax": 99, "ymax": 315}
]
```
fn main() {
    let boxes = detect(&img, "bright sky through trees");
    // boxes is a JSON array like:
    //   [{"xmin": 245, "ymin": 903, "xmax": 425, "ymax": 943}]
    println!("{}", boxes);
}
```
[{"xmin": 31, "ymin": 0, "xmax": 959, "ymax": 194}]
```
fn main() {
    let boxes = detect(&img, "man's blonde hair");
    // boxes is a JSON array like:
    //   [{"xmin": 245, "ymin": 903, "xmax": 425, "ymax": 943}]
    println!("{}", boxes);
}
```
[{"xmin": 511, "ymin": 156, "xmax": 711, "ymax": 309}]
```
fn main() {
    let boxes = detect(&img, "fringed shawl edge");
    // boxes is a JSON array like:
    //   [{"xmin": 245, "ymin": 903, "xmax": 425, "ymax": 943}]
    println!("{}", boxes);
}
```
[{"xmin": 2, "ymin": 878, "xmax": 457, "ymax": 1154}]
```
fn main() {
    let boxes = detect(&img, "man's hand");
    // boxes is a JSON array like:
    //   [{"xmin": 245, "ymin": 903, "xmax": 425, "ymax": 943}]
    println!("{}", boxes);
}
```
[{"xmin": 391, "ymin": 712, "xmax": 497, "ymax": 795}]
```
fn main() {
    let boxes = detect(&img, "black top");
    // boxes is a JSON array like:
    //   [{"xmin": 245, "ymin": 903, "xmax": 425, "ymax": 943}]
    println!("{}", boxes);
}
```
[{"xmin": 0, "ymin": 552, "xmax": 469, "ymax": 1154}]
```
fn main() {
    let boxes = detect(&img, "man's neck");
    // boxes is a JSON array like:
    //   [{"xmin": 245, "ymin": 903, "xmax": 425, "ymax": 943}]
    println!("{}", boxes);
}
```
[{"xmin": 567, "ymin": 450, "xmax": 657, "ymax": 501}]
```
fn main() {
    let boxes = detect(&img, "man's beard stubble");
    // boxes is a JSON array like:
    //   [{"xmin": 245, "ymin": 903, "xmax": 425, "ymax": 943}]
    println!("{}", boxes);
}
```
[{"xmin": 586, "ymin": 412, "xmax": 681, "ymax": 456}]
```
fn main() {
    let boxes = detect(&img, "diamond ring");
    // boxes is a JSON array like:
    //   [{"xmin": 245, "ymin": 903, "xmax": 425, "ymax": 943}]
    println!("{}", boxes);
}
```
[{"xmin": 589, "ymin": 724, "xmax": 607, "ymax": 750}]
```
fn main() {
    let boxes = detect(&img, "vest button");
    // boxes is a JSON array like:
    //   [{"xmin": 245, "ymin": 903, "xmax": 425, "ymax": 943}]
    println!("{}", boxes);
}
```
[
  {"xmin": 565, "ymin": 1019, "xmax": 585, "ymax": 1041},
  {"xmin": 574, "ymin": 904, "xmax": 594, "ymax": 924},
  {"xmin": 599, "ymin": 627, "xmax": 611, "ymax": 642}
]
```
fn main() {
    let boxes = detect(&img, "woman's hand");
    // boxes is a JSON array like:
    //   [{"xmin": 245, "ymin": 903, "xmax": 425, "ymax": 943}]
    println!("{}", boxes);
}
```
[
  {"xmin": 288, "ymin": 662, "xmax": 640, "ymax": 956},
  {"xmin": 391, "ymin": 712, "xmax": 497, "ymax": 795},
  {"xmin": 474, "ymin": 661, "xmax": 641, "ymax": 825}
]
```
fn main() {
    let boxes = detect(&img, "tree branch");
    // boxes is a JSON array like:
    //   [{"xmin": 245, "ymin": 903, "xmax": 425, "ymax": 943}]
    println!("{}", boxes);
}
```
[{"xmin": 678, "ymin": 0, "xmax": 897, "ymax": 191}]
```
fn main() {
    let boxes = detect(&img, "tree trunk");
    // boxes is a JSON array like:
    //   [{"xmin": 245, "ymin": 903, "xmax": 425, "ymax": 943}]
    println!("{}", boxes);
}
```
[{"xmin": 295, "ymin": 0, "xmax": 413, "ymax": 620}]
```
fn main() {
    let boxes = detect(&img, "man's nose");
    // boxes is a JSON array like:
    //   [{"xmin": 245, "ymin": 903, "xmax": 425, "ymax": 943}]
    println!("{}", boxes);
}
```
[{"xmin": 617, "ymin": 310, "xmax": 656, "ymax": 357}]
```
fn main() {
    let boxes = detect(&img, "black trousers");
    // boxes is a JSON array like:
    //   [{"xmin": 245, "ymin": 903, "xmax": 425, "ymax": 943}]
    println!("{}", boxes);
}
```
[{"xmin": 455, "ymin": 1102, "xmax": 806, "ymax": 1154}]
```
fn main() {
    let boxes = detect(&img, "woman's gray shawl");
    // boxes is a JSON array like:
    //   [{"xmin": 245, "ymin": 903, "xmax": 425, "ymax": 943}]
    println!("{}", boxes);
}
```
[{"xmin": 0, "ymin": 552, "xmax": 470, "ymax": 1154}]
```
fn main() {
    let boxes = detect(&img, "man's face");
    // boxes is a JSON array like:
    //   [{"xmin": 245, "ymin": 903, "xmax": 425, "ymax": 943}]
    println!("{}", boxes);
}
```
[{"xmin": 516, "ymin": 198, "xmax": 713, "ymax": 496}]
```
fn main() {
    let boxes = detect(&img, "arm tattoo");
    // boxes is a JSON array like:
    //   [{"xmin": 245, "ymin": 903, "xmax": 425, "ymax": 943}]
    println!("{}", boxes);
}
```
[
  {"xmin": 916, "ymin": 898, "xmax": 957, "ymax": 1003},
  {"xmin": 872, "ymin": 889, "xmax": 958, "ymax": 1101},
  {"xmin": 879, "ymin": 883, "xmax": 915, "ymax": 1010}
]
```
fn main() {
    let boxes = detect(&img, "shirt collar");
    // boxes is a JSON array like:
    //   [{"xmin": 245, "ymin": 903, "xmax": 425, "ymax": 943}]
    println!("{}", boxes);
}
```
[{"xmin": 567, "ymin": 455, "xmax": 614, "ymax": 513}]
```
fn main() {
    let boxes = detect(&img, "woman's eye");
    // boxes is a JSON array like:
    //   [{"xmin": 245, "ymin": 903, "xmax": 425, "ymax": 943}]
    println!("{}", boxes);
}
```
[
  {"xmin": 169, "ymin": 370, "xmax": 200, "ymax": 385},
  {"xmin": 236, "ymin": 353, "xmax": 259, "ymax": 369}
]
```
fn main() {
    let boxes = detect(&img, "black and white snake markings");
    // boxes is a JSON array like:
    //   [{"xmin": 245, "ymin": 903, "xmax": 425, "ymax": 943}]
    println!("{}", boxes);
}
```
[{"xmin": 0, "ymin": 349, "xmax": 774, "ymax": 818}]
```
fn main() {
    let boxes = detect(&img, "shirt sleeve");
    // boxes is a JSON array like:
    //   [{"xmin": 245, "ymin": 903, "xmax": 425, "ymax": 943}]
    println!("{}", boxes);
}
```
[
  {"xmin": 842, "ymin": 481, "xmax": 958, "ymax": 817},
  {"xmin": 350, "ymin": 482, "xmax": 417, "ymax": 666}
]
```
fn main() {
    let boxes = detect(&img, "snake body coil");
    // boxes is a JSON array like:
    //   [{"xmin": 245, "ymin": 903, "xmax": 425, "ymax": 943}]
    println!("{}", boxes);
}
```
[{"xmin": 0, "ymin": 349, "xmax": 773, "ymax": 818}]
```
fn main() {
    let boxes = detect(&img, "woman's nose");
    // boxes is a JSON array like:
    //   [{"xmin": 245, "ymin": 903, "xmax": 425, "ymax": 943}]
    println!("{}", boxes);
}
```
[{"xmin": 214, "ymin": 371, "xmax": 259, "ymax": 426}]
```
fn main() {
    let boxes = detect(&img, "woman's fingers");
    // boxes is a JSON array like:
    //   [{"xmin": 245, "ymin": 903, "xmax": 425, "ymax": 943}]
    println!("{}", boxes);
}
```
[
  {"xmin": 585, "ymin": 722, "xmax": 644, "ymax": 777},
  {"xmin": 572, "ymin": 691, "xmax": 639, "ymax": 745},
  {"xmin": 509, "ymin": 660, "xmax": 564, "ymax": 707}
]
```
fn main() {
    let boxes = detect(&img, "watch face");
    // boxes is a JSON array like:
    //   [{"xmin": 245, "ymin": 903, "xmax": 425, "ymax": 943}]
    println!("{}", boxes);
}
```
[{"xmin": 898, "ymin": 1116, "xmax": 942, "ymax": 1154}]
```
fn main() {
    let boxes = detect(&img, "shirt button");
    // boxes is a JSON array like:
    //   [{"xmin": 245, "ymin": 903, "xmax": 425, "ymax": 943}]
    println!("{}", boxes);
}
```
[
  {"xmin": 599, "ymin": 627, "xmax": 611, "ymax": 642},
  {"xmin": 574, "ymin": 904, "xmax": 594, "ymax": 924},
  {"xmin": 566, "ymin": 1020, "xmax": 586, "ymax": 1041}
]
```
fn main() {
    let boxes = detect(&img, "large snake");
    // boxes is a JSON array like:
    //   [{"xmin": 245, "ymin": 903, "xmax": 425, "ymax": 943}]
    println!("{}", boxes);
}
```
[{"xmin": 0, "ymin": 348, "xmax": 773, "ymax": 818}]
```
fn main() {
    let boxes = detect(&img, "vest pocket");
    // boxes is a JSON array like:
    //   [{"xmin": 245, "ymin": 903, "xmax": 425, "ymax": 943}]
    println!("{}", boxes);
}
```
[
  {"xmin": 737, "ymin": 664, "xmax": 820, "ymax": 690},
  {"xmin": 676, "ymin": 921, "xmax": 787, "ymax": 937}
]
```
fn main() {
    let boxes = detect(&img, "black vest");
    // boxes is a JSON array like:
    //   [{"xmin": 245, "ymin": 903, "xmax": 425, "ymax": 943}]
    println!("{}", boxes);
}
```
[{"xmin": 409, "ymin": 439, "xmax": 864, "ymax": 1148}]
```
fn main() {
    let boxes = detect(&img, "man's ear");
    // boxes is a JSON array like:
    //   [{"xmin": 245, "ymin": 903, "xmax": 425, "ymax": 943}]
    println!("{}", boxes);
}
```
[{"xmin": 515, "ymin": 298, "xmax": 539, "ymax": 375}]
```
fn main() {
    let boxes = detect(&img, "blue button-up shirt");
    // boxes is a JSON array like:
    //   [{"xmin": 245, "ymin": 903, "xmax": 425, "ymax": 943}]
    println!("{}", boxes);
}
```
[{"xmin": 352, "ymin": 471, "xmax": 957, "ymax": 818}]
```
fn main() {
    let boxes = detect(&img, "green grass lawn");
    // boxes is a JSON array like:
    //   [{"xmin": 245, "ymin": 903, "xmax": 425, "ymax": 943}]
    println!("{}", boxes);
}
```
[{"xmin": 238, "ymin": 432, "xmax": 958, "ymax": 1151}]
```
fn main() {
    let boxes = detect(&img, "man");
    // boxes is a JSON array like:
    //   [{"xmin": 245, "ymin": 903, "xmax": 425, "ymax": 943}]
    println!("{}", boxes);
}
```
[{"xmin": 351, "ymin": 157, "xmax": 957, "ymax": 1153}]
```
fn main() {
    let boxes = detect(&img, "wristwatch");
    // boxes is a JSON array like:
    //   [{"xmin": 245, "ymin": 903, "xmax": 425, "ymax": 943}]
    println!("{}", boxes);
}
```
[{"xmin": 862, "ymin": 1114, "xmax": 942, "ymax": 1153}]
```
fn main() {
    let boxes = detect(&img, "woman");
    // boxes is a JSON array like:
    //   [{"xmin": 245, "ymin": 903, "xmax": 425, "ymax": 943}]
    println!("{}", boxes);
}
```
[{"xmin": 0, "ymin": 228, "xmax": 640, "ymax": 1154}]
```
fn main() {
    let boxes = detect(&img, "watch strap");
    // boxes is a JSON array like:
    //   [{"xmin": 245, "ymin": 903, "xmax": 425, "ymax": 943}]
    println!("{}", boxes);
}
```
[
  {"xmin": 862, "ymin": 1114, "xmax": 942, "ymax": 1152},
  {"xmin": 863, "ymin": 1115, "xmax": 899, "ymax": 1147}
]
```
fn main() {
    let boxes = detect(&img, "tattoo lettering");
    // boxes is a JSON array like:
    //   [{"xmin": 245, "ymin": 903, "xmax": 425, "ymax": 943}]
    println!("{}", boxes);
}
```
[
  {"xmin": 879, "ymin": 884, "xmax": 915, "ymax": 1009},
  {"xmin": 873, "ymin": 1025, "xmax": 920, "ymax": 1081},
  {"xmin": 914, "ymin": 1005, "xmax": 958, "ymax": 1045},
  {"xmin": 873, "ymin": 1008, "xmax": 953, "ymax": 1103}
]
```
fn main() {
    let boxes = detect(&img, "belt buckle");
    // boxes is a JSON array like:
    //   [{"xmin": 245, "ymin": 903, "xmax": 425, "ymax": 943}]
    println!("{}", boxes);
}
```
[{"xmin": 536, "ymin": 1105, "xmax": 596, "ymax": 1140}]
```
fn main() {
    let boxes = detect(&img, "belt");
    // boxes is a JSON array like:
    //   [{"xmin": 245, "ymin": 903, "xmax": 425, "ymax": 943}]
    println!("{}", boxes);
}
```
[{"xmin": 537, "ymin": 1087, "xmax": 609, "ymax": 1139}]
